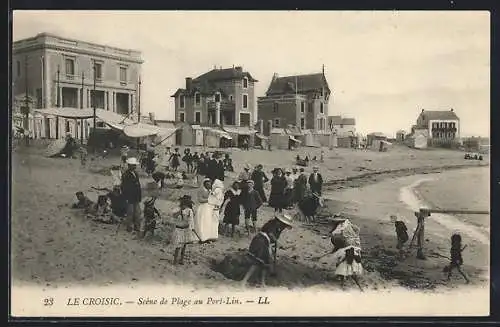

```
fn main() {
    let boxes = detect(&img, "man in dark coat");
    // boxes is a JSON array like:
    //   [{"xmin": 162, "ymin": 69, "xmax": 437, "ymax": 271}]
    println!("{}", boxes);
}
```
[
  {"xmin": 308, "ymin": 166, "xmax": 323, "ymax": 196},
  {"xmin": 216, "ymin": 157, "xmax": 225, "ymax": 181},
  {"xmin": 205, "ymin": 154, "xmax": 218, "ymax": 181},
  {"xmin": 251, "ymin": 164, "xmax": 269, "ymax": 203},
  {"xmin": 294, "ymin": 167, "xmax": 308, "ymax": 203},
  {"xmin": 121, "ymin": 157, "xmax": 143, "ymax": 233}
]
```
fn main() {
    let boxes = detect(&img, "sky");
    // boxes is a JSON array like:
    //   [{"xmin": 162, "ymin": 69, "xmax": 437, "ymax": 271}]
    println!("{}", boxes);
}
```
[{"xmin": 12, "ymin": 11, "xmax": 490, "ymax": 137}]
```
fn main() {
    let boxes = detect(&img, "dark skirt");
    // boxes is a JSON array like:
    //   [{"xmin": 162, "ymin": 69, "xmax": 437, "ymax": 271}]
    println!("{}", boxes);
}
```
[
  {"xmin": 284, "ymin": 188, "xmax": 293, "ymax": 207},
  {"xmin": 268, "ymin": 191, "xmax": 285, "ymax": 209},
  {"xmin": 223, "ymin": 200, "xmax": 241, "ymax": 225},
  {"xmin": 248, "ymin": 232, "xmax": 272, "ymax": 266},
  {"xmin": 171, "ymin": 157, "xmax": 180, "ymax": 168}
]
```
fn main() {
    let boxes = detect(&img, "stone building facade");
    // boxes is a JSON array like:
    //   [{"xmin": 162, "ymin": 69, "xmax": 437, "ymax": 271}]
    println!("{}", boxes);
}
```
[{"xmin": 12, "ymin": 32, "xmax": 143, "ymax": 138}]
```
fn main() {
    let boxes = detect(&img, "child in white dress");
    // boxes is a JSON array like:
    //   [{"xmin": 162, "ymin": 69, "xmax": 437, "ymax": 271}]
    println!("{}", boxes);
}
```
[{"xmin": 171, "ymin": 195, "xmax": 198, "ymax": 265}]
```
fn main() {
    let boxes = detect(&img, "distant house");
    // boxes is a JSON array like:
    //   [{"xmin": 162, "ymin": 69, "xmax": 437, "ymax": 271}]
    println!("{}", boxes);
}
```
[
  {"xmin": 171, "ymin": 66, "xmax": 258, "ymax": 127},
  {"xmin": 416, "ymin": 108, "xmax": 460, "ymax": 140},
  {"xmin": 366, "ymin": 132, "xmax": 387, "ymax": 147},
  {"xmin": 395, "ymin": 130, "xmax": 406, "ymax": 142},
  {"xmin": 257, "ymin": 69, "xmax": 331, "ymax": 135},
  {"xmin": 328, "ymin": 115, "xmax": 356, "ymax": 137}
]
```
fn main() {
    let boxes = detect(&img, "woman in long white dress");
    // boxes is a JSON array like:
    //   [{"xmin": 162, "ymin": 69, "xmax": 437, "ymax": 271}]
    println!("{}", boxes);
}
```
[
  {"xmin": 207, "ymin": 179, "xmax": 225, "ymax": 242},
  {"xmin": 194, "ymin": 178, "xmax": 213, "ymax": 243}
]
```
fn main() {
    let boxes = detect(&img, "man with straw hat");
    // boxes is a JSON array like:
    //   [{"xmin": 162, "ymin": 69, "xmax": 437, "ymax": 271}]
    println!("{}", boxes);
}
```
[
  {"xmin": 241, "ymin": 213, "xmax": 294, "ymax": 287},
  {"xmin": 121, "ymin": 157, "xmax": 143, "ymax": 234}
]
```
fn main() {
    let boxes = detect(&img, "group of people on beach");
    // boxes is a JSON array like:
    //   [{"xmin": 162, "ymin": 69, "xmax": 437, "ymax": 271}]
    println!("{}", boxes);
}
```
[{"xmin": 69, "ymin": 141, "xmax": 471, "ymax": 287}]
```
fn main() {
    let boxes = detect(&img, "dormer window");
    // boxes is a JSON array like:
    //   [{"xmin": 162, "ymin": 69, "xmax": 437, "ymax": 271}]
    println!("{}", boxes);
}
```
[
  {"xmin": 194, "ymin": 92, "xmax": 201, "ymax": 106},
  {"xmin": 215, "ymin": 93, "xmax": 221, "ymax": 103},
  {"xmin": 180, "ymin": 95, "xmax": 185, "ymax": 108},
  {"xmin": 243, "ymin": 77, "xmax": 248, "ymax": 89}
]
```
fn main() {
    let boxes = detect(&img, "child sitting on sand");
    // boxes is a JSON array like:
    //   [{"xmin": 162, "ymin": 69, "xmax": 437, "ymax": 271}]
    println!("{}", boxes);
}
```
[
  {"xmin": 444, "ymin": 232, "xmax": 470, "ymax": 284},
  {"xmin": 71, "ymin": 192, "xmax": 94, "ymax": 213},
  {"xmin": 87, "ymin": 195, "xmax": 115, "ymax": 224},
  {"xmin": 171, "ymin": 195, "xmax": 198, "ymax": 265}
]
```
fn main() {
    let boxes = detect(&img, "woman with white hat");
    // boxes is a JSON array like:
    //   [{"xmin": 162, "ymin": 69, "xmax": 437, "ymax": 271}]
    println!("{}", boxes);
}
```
[
  {"xmin": 241, "ymin": 213, "xmax": 294, "ymax": 287},
  {"xmin": 207, "ymin": 179, "xmax": 225, "ymax": 242},
  {"xmin": 194, "ymin": 178, "xmax": 213, "ymax": 243}
]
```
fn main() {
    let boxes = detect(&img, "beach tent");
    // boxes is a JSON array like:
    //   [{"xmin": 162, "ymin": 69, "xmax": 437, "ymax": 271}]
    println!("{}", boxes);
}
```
[{"xmin": 45, "ymin": 138, "xmax": 67, "ymax": 157}]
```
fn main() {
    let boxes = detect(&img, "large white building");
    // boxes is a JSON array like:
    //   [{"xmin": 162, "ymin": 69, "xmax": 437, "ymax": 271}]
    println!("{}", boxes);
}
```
[
  {"xmin": 414, "ymin": 109, "xmax": 460, "ymax": 140},
  {"xmin": 12, "ymin": 32, "xmax": 143, "ymax": 139}
]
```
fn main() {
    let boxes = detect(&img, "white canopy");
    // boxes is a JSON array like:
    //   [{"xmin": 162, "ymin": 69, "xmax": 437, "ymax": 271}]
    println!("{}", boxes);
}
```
[
  {"xmin": 123, "ymin": 123, "xmax": 176, "ymax": 138},
  {"xmin": 33, "ymin": 108, "xmax": 135, "ymax": 125}
]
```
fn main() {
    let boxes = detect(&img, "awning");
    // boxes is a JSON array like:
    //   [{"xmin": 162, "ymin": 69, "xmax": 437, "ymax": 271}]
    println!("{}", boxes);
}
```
[
  {"xmin": 34, "ymin": 107, "xmax": 95, "ymax": 119},
  {"xmin": 270, "ymin": 128, "xmax": 286, "ymax": 135},
  {"xmin": 255, "ymin": 133, "xmax": 268, "ymax": 140},
  {"xmin": 223, "ymin": 126, "xmax": 253, "ymax": 135},
  {"xmin": 123, "ymin": 123, "xmax": 177, "ymax": 138},
  {"xmin": 200, "ymin": 126, "xmax": 233, "ymax": 140},
  {"xmin": 289, "ymin": 135, "xmax": 302, "ymax": 143},
  {"xmin": 34, "ymin": 107, "xmax": 135, "ymax": 125}
]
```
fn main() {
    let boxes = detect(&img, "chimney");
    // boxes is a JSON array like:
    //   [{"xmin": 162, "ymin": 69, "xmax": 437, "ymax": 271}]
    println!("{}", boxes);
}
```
[
  {"xmin": 451, "ymin": 108, "xmax": 454, "ymax": 112},
  {"xmin": 272, "ymin": 73, "xmax": 279, "ymax": 81},
  {"xmin": 322, "ymin": 64, "xmax": 325, "ymax": 75},
  {"xmin": 185, "ymin": 77, "xmax": 193, "ymax": 91},
  {"xmin": 235, "ymin": 66, "xmax": 243, "ymax": 73},
  {"xmin": 421, "ymin": 109, "xmax": 424, "ymax": 113}
]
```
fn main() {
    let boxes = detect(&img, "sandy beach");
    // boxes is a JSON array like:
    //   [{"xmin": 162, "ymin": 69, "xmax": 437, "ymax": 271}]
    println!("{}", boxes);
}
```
[{"xmin": 11, "ymin": 144, "xmax": 489, "ymax": 293}]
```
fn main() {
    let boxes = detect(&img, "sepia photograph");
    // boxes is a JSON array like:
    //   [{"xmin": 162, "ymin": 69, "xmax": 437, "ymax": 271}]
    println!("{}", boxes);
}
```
[{"xmin": 10, "ymin": 10, "xmax": 490, "ymax": 317}]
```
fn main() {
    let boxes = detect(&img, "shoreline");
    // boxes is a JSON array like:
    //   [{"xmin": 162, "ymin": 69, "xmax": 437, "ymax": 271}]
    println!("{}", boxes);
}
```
[{"xmin": 324, "ymin": 162, "xmax": 489, "ymax": 192}]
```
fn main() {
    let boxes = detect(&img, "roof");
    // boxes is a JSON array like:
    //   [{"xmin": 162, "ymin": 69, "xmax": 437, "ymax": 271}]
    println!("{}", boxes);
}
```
[
  {"xmin": 328, "ymin": 116, "xmax": 355, "ymax": 126},
  {"xmin": 171, "ymin": 67, "xmax": 257, "ymax": 97},
  {"xmin": 194, "ymin": 67, "xmax": 258, "ymax": 83},
  {"xmin": 367, "ymin": 132, "xmax": 387, "ymax": 138},
  {"xmin": 266, "ymin": 73, "xmax": 330, "ymax": 96},
  {"xmin": 419, "ymin": 110, "xmax": 459, "ymax": 120},
  {"xmin": 341, "ymin": 118, "xmax": 355, "ymax": 125},
  {"xmin": 170, "ymin": 84, "xmax": 229, "ymax": 98},
  {"xmin": 328, "ymin": 115, "xmax": 342, "ymax": 125}
]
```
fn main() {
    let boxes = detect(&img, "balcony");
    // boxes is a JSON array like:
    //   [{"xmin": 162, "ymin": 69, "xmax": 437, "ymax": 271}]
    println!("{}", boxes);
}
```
[
  {"xmin": 207, "ymin": 100, "xmax": 235, "ymax": 112},
  {"xmin": 55, "ymin": 75, "xmax": 134, "ymax": 90},
  {"xmin": 431, "ymin": 127, "xmax": 457, "ymax": 133}
]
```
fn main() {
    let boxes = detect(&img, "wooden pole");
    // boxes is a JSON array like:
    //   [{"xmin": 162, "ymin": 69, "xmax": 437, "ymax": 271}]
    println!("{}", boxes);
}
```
[
  {"xmin": 24, "ymin": 56, "xmax": 30, "ymax": 146},
  {"xmin": 80, "ymin": 72, "xmax": 84, "ymax": 144},
  {"xmin": 137, "ymin": 76, "xmax": 141, "ymax": 155},
  {"xmin": 56, "ymin": 65, "xmax": 60, "ymax": 139},
  {"xmin": 92, "ymin": 63, "xmax": 97, "ymax": 144}
]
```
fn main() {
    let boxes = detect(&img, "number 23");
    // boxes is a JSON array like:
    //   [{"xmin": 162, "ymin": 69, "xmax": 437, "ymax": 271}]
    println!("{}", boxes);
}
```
[{"xmin": 43, "ymin": 298, "xmax": 54, "ymax": 306}]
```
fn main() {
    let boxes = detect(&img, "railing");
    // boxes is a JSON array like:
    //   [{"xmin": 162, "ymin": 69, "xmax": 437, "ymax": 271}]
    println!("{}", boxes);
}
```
[{"xmin": 14, "ymin": 34, "xmax": 143, "ymax": 61}]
